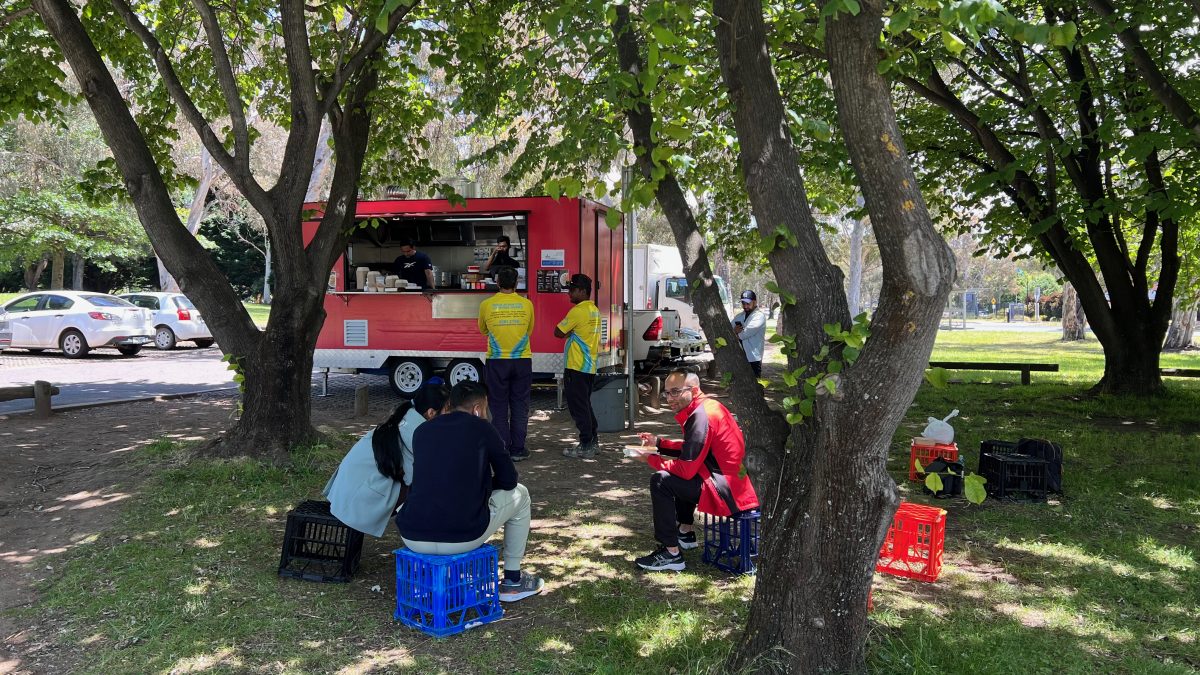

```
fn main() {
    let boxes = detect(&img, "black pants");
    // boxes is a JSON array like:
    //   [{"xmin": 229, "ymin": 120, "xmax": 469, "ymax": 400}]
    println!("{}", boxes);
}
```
[
  {"xmin": 748, "ymin": 360, "xmax": 762, "ymax": 377},
  {"xmin": 563, "ymin": 369, "xmax": 597, "ymax": 444},
  {"xmin": 485, "ymin": 358, "xmax": 532, "ymax": 452},
  {"xmin": 650, "ymin": 470, "xmax": 702, "ymax": 548}
]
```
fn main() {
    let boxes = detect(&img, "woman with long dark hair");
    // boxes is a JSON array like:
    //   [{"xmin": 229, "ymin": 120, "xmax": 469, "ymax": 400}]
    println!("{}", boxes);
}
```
[{"xmin": 323, "ymin": 380, "xmax": 451, "ymax": 536}]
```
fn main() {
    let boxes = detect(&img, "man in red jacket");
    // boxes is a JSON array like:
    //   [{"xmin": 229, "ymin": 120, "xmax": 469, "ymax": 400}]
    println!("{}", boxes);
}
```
[{"xmin": 631, "ymin": 370, "xmax": 759, "ymax": 571}]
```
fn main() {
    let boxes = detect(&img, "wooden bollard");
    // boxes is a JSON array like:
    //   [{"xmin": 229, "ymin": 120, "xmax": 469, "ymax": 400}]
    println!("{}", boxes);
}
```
[
  {"xmin": 34, "ymin": 380, "xmax": 54, "ymax": 419},
  {"xmin": 706, "ymin": 359, "xmax": 719, "ymax": 380},
  {"xmin": 354, "ymin": 385, "xmax": 369, "ymax": 417}
]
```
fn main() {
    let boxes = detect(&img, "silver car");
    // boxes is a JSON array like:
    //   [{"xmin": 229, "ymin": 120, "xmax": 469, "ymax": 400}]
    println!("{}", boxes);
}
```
[
  {"xmin": 119, "ymin": 292, "xmax": 215, "ymax": 350},
  {"xmin": 0, "ymin": 291, "xmax": 154, "ymax": 357}
]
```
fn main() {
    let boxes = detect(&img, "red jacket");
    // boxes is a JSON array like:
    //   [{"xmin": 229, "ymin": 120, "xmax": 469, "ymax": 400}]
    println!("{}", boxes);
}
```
[{"xmin": 650, "ymin": 394, "xmax": 759, "ymax": 516}]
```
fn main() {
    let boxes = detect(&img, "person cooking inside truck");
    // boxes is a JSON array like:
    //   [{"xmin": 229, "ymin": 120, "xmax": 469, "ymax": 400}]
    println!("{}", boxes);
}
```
[
  {"xmin": 483, "ymin": 235, "xmax": 521, "ymax": 279},
  {"xmin": 392, "ymin": 237, "xmax": 435, "ymax": 289}
]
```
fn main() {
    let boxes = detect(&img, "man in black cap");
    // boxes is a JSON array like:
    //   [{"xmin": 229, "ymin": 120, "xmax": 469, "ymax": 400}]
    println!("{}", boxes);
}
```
[
  {"xmin": 554, "ymin": 274, "xmax": 603, "ymax": 458},
  {"xmin": 732, "ymin": 290, "xmax": 766, "ymax": 377}
]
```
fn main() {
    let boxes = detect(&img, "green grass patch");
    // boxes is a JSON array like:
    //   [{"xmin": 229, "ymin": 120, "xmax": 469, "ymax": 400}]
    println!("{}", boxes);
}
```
[
  {"xmin": 242, "ymin": 302, "xmax": 270, "ymax": 328},
  {"xmin": 0, "ymin": 291, "xmax": 23, "ymax": 304},
  {"xmin": 18, "ymin": 328, "xmax": 1200, "ymax": 673}
]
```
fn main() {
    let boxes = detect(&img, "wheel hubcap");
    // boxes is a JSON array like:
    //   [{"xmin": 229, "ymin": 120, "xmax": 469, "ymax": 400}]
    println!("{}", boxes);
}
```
[
  {"xmin": 394, "ymin": 363, "xmax": 423, "ymax": 393},
  {"xmin": 63, "ymin": 335, "xmax": 81, "ymax": 354},
  {"xmin": 449, "ymin": 363, "xmax": 480, "ymax": 384},
  {"xmin": 156, "ymin": 329, "xmax": 172, "ymax": 348}
]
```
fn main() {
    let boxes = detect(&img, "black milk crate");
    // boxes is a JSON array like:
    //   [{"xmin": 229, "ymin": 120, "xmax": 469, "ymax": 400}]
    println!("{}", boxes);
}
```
[
  {"xmin": 979, "ymin": 439, "xmax": 1016, "ymax": 465},
  {"xmin": 278, "ymin": 500, "xmax": 364, "ymax": 583},
  {"xmin": 979, "ymin": 452, "xmax": 1048, "ymax": 501}
]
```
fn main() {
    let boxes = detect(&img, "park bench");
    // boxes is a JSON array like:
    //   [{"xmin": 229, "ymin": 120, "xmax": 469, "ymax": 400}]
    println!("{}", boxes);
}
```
[
  {"xmin": 927, "ymin": 361, "xmax": 1059, "ymax": 385},
  {"xmin": 0, "ymin": 380, "xmax": 60, "ymax": 419},
  {"xmin": 1160, "ymin": 368, "xmax": 1200, "ymax": 378}
]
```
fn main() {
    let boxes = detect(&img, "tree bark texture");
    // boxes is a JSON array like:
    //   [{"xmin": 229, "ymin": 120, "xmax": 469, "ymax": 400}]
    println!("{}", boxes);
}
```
[
  {"xmin": 1062, "ymin": 283, "xmax": 1088, "ymax": 341},
  {"xmin": 50, "ymin": 249, "xmax": 65, "ymax": 289},
  {"xmin": 1162, "ymin": 299, "xmax": 1196, "ymax": 351},
  {"xmin": 23, "ymin": 255, "xmax": 48, "ymax": 291},
  {"xmin": 707, "ymin": 1, "xmax": 954, "ymax": 672},
  {"xmin": 71, "ymin": 252, "xmax": 84, "ymax": 290}
]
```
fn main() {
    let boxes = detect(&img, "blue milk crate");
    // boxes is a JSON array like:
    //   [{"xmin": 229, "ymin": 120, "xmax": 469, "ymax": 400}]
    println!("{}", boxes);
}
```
[
  {"xmin": 702, "ymin": 510, "xmax": 760, "ymax": 575},
  {"xmin": 393, "ymin": 545, "xmax": 503, "ymax": 638}
]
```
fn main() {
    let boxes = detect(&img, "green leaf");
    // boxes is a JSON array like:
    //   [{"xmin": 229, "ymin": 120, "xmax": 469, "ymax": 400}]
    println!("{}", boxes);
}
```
[
  {"xmin": 925, "ymin": 472, "xmax": 944, "ymax": 494},
  {"xmin": 942, "ymin": 31, "xmax": 967, "ymax": 55},
  {"xmin": 604, "ymin": 208, "xmax": 621, "ymax": 230},
  {"xmin": 913, "ymin": 458, "xmax": 924, "ymax": 474},
  {"xmin": 888, "ymin": 9, "xmax": 914, "ymax": 34},
  {"xmin": 925, "ymin": 367, "xmax": 949, "ymax": 388},
  {"xmin": 798, "ymin": 398, "xmax": 814, "ymax": 416},
  {"xmin": 786, "ymin": 412, "xmax": 806, "ymax": 425},
  {"xmin": 715, "ymin": 337, "xmax": 727, "ymax": 348},
  {"xmin": 964, "ymin": 473, "xmax": 988, "ymax": 504}
]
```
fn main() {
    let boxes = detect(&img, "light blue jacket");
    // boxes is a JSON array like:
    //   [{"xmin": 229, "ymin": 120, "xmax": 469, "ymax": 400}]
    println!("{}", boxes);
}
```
[
  {"xmin": 322, "ymin": 408, "xmax": 426, "ymax": 537},
  {"xmin": 733, "ymin": 307, "xmax": 767, "ymax": 363}
]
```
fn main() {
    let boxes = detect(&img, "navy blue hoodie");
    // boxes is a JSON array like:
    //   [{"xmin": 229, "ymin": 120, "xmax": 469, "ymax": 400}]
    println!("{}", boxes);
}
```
[{"xmin": 396, "ymin": 410, "xmax": 518, "ymax": 542}]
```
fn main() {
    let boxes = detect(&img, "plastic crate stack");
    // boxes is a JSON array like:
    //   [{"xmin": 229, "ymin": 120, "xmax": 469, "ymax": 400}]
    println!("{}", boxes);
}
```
[
  {"xmin": 978, "ymin": 440, "xmax": 1049, "ymax": 501},
  {"xmin": 876, "ymin": 502, "xmax": 946, "ymax": 582},
  {"xmin": 702, "ymin": 510, "xmax": 760, "ymax": 575},
  {"xmin": 277, "ymin": 500, "xmax": 364, "ymax": 583},
  {"xmin": 909, "ymin": 439, "xmax": 959, "ymax": 481},
  {"xmin": 394, "ymin": 545, "xmax": 503, "ymax": 638}
]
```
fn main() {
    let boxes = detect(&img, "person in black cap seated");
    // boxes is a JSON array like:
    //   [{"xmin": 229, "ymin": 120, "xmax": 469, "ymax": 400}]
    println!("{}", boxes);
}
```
[
  {"xmin": 392, "ymin": 237, "xmax": 435, "ymax": 289},
  {"xmin": 732, "ymin": 290, "xmax": 766, "ymax": 377}
]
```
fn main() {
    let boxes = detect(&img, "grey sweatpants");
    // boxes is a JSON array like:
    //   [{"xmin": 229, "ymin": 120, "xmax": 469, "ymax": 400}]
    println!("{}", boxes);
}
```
[{"xmin": 401, "ymin": 484, "xmax": 532, "ymax": 571}]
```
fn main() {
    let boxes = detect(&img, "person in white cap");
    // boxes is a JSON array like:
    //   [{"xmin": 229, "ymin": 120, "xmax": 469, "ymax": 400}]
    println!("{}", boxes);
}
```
[{"xmin": 732, "ymin": 290, "xmax": 766, "ymax": 377}]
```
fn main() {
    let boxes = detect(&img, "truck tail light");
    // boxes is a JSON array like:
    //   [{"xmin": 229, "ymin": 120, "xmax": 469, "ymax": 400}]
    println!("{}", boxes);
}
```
[
  {"xmin": 177, "ymin": 308, "xmax": 192, "ymax": 321},
  {"xmin": 643, "ymin": 316, "xmax": 663, "ymax": 341}
]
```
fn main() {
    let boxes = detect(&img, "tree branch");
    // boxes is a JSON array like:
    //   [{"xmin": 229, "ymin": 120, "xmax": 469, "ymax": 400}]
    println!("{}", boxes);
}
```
[
  {"xmin": 0, "ymin": 3, "xmax": 34, "ymax": 27},
  {"xmin": 1087, "ymin": 0, "xmax": 1200, "ymax": 144},
  {"xmin": 190, "ymin": 0, "xmax": 250, "ymax": 166},
  {"xmin": 319, "ymin": 1, "xmax": 421, "ymax": 115},
  {"xmin": 107, "ymin": 0, "xmax": 269, "ymax": 213}
]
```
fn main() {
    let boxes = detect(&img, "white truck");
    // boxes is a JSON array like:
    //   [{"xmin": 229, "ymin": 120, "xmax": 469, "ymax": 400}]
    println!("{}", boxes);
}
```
[
  {"xmin": 628, "ymin": 244, "xmax": 729, "ymax": 372},
  {"xmin": 630, "ymin": 244, "xmax": 733, "ymax": 332}
]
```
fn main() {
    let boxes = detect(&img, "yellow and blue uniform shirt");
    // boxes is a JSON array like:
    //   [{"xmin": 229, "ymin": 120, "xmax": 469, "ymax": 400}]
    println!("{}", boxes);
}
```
[
  {"xmin": 478, "ymin": 292, "xmax": 534, "ymax": 359},
  {"xmin": 557, "ymin": 300, "xmax": 601, "ymax": 374}
]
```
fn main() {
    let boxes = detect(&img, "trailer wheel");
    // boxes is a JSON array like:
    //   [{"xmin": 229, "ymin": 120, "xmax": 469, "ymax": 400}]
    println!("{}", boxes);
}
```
[
  {"xmin": 389, "ymin": 358, "xmax": 430, "ymax": 398},
  {"xmin": 446, "ymin": 358, "xmax": 484, "ymax": 386}
]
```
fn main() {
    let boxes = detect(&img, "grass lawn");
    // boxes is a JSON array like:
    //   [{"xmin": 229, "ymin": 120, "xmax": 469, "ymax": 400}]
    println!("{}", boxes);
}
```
[
  {"xmin": 0, "ymin": 291, "xmax": 22, "ymax": 304},
  {"xmin": 242, "ymin": 302, "xmax": 270, "ymax": 328},
  {"xmin": 17, "ymin": 328, "xmax": 1200, "ymax": 673}
]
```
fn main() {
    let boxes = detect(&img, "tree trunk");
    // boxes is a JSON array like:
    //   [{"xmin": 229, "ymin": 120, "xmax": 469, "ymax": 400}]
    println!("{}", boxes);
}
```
[
  {"xmin": 1163, "ymin": 299, "xmax": 1196, "ymax": 351},
  {"xmin": 846, "ymin": 215, "xmax": 865, "ymax": 315},
  {"xmin": 71, "ymin": 253, "xmax": 84, "ymax": 290},
  {"xmin": 214, "ymin": 281, "xmax": 324, "ymax": 457},
  {"xmin": 23, "ymin": 255, "xmax": 48, "ymax": 291},
  {"xmin": 50, "ymin": 249, "xmax": 65, "ymax": 289},
  {"xmin": 1061, "ymin": 283, "xmax": 1087, "ymax": 341},
  {"xmin": 262, "ymin": 238, "xmax": 273, "ymax": 305},
  {"xmin": 707, "ymin": 1, "xmax": 953, "ymax": 672}
]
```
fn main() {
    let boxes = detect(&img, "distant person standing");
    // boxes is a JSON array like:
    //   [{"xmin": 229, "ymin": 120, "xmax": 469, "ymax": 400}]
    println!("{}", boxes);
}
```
[
  {"xmin": 732, "ymin": 290, "xmax": 766, "ymax": 377},
  {"xmin": 554, "ymin": 274, "xmax": 602, "ymax": 459},
  {"xmin": 477, "ymin": 267, "xmax": 534, "ymax": 462},
  {"xmin": 392, "ymin": 238, "xmax": 435, "ymax": 289}
]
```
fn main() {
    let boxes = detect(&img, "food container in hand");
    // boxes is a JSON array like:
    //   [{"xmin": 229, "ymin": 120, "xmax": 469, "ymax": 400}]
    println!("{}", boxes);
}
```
[{"xmin": 623, "ymin": 445, "xmax": 656, "ymax": 458}]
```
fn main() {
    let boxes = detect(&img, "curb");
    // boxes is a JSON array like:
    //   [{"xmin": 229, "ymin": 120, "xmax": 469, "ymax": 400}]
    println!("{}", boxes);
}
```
[{"xmin": 0, "ymin": 385, "xmax": 241, "ymax": 418}]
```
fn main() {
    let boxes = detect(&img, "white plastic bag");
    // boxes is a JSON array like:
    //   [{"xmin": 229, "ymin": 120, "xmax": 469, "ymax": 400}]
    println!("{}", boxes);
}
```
[{"xmin": 921, "ymin": 409, "xmax": 959, "ymax": 444}]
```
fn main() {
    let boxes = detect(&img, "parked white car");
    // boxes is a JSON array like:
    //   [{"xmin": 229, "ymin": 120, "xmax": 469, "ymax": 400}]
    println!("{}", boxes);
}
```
[
  {"xmin": 119, "ymin": 292, "xmax": 215, "ymax": 350},
  {"xmin": 0, "ymin": 291, "xmax": 154, "ymax": 357}
]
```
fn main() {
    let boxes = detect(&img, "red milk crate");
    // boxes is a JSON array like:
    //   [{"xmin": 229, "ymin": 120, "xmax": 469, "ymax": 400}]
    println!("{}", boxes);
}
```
[
  {"xmin": 876, "ymin": 502, "xmax": 946, "ymax": 582},
  {"xmin": 909, "ymin": 439, "xmax": 959, "ymax": 481}
]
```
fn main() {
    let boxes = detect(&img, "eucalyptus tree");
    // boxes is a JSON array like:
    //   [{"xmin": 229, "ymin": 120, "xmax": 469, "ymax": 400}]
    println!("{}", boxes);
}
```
[
  {"xmin": 12, "ymin": 0, "xmax": 442, "ymax": 455},
  {"xmin": 438, "ymin": 0, "xmax": 953, "ymax": 670},
  {"xmin": 882, "ymin": 0, "xmax": 1200, "ymax": 394}
]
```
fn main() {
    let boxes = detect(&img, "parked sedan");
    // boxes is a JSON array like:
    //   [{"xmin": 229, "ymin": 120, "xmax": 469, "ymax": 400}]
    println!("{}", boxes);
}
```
[
  {"xmin": 0, "ymin": 291, "xmax": 154, "ymax": 357},
  {"xmin": 119, "ymin": 292, "xmax": 214, "ymax": 350}
]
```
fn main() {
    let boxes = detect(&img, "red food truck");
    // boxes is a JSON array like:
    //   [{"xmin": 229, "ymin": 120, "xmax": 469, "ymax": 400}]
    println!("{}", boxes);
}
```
[{"xmin": 304, "ymin": 196, "xmax": 626, "ymax": 396}]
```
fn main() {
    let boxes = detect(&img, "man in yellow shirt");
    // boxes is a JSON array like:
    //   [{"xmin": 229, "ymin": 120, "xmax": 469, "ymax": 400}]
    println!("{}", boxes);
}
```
[
  {"xmin": 554, "ymin": 273, "xmax": 602, "ymax": 459},
  {"xmin": 478, "ymin": 267, "xmax": 534, "ymax": 461}
]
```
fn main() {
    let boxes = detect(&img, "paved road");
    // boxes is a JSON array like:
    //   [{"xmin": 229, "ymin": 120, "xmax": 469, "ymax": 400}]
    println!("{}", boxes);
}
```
[{"xmin": 0, "ymin": 345, "xmax": 237, "ymax": 415}]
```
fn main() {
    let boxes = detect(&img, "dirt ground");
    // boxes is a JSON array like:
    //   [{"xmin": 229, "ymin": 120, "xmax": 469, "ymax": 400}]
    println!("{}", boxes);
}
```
[{"xmin": 0, "ymin": 377, "xmax": 687, "ymax": 675}]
